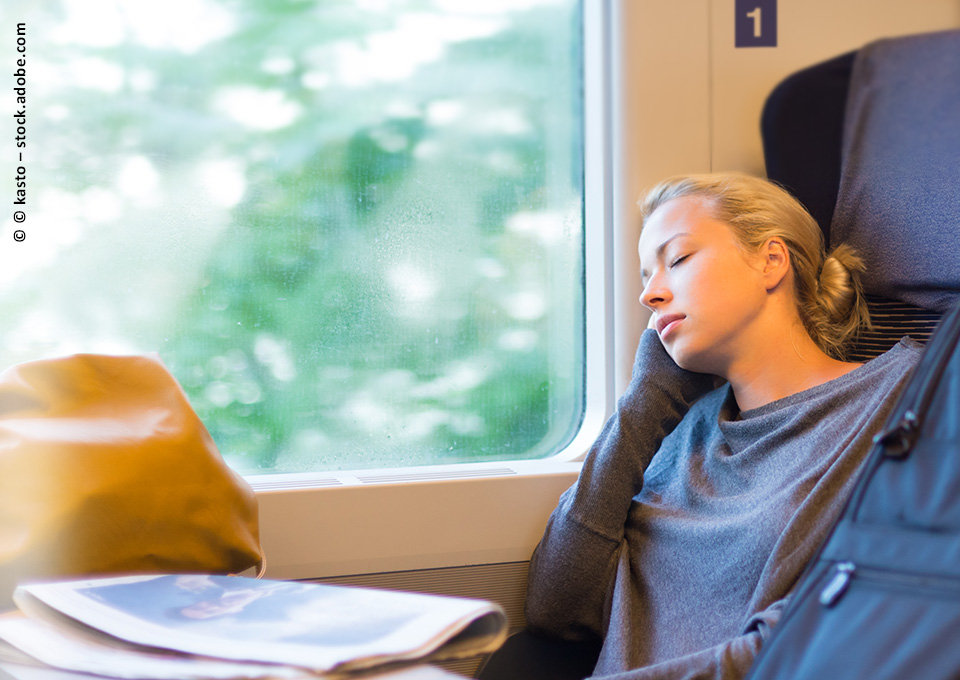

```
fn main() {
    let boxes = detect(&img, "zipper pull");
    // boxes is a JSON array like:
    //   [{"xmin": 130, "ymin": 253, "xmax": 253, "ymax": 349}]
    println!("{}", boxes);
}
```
[
  {"xmin": 873, "ymin": 410, "xmax": 919, "ymax": 459},
  {"xmin": 819, "ymin": 562, "xmax": 856, "ymax": 607}
]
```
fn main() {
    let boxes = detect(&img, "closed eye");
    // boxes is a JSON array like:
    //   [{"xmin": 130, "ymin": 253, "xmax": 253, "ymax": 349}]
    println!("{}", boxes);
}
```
[{"xmin": 669, "ymin": 254, "xmax": 690, "ymax": 268}]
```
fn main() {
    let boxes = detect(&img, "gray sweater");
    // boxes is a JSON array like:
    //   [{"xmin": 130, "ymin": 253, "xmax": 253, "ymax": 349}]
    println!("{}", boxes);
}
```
[{"xmin": 526, "ymin": 330, "xmax": 921, "ymax": 679}]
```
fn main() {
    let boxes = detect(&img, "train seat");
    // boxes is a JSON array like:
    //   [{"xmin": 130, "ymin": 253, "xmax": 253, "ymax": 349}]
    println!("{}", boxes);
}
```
[{"xmin": 762, "ymin": 29, "xmax": 960, "ymax": 361}]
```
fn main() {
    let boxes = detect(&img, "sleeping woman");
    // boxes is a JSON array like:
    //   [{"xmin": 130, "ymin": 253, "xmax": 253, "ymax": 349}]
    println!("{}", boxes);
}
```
[{"xmin": 520, "ymin": 173, "xmax": 922, "ymax": 679}]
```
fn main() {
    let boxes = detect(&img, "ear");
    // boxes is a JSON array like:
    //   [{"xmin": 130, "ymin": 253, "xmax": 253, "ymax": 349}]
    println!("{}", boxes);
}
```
[{"xmin": 760, "ymin": 237, "xmax": 791, "ymax": 291}]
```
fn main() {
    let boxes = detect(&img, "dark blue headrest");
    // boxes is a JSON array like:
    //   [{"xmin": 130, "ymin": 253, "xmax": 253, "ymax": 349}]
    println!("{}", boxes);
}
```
[
  {"xmin": 831, "ymin": 29, "xmax": 960, "ymax": 314},
  {"xmin": 762, "ymin": 50, "xmax": 855, "ymax": 241}
]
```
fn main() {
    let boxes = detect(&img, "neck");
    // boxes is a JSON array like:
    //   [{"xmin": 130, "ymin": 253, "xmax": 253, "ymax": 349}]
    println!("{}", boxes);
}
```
[{"xmin": 725, "ymin": 321, "xmax": 860, "ymax": 412}]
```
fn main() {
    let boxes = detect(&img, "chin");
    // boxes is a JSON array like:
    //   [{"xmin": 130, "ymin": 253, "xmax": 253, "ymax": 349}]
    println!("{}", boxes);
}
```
[
  {"xmin": 665, "ymin": 346, "xmax": 696, "ymax": 371},
  {"xmin": 666, "ymin": 343, "xmax": 717, "ymax": 376}
]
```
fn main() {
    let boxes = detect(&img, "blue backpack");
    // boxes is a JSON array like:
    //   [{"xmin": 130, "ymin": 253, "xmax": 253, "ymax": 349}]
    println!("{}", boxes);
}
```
[{"xmin": 746, "ymin": 301, "xmax": 960, "ymax": 678}]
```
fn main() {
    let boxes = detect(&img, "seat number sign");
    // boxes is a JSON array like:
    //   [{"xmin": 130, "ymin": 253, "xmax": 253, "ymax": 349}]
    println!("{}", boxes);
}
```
[{"xmin": 735, "ymin": 0, "xmax": 777, "ymax": 48}]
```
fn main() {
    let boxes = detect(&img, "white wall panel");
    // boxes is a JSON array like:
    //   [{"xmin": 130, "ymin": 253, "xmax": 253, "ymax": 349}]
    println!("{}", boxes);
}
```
[{"xmin": 710, "ymin": 0, "xmax": 960, "ymax": 173}]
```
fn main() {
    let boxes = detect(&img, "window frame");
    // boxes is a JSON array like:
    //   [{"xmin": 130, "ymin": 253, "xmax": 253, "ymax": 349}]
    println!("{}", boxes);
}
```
[{"xmin": 252, "ymin": 0, "xmax": 619, "ymax": 581}]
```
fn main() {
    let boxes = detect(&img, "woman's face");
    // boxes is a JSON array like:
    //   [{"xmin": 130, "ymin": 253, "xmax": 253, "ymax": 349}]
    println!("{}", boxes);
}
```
[{"xmin": 638, "ymin": 195, "xmax": 771, "ymax": 376}]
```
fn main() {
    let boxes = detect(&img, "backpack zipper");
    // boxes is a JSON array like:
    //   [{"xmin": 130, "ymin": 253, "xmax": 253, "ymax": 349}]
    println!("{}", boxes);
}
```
[
  {"xmin": 819, "ymin": 561, "xmax": 960, "ymax": 608},
  {"xmin": 872, "ymin": 410, "xmax": 919, "ymax": 459},
  {"xmin": 819, "ymin": 562, "xmax": 856, "ymax": 607}
]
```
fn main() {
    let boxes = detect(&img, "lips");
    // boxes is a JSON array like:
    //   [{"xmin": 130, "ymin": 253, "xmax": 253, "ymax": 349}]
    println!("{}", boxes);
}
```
[{"xmin": 656, "ymin": 313, "xmax": 685, "ymax": 338}]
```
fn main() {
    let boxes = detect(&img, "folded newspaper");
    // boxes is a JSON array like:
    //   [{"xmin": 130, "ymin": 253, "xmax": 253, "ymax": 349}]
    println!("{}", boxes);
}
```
[{"xmin": 0, "ymin": 574, "xmax": 508, "ymax": 679}]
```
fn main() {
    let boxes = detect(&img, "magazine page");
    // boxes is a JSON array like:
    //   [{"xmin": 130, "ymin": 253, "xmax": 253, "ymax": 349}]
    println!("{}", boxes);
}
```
[
  {"xmin": 0, "ymin": 615, "xmax": 307, "ymax": 680},
  {"xmin": 0, "ymin": 659, "xmax": 465, "ymax": 680},
  {"xmin": 0, "ymin": 637, "xmax": 37, "ymax": 667},
  {"xmin": 14, "ymin": 575, "xmax": 506, "ymax": 674},
  {"xmin": 0, "ymin": 662, "xmax": 95, "ymax": 680}
]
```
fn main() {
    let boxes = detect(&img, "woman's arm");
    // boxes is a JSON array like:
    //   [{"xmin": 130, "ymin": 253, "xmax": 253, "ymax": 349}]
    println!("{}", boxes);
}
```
[
  {"xmin": 525, "ymin": 329, "xmax": 715, "ymax": 639},
  {"xmin": 587, "ymin": 598, "xmax": 787, "ymax": 680}
]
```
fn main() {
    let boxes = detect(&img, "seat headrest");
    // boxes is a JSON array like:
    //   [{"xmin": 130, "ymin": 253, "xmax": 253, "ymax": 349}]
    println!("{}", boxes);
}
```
[
  {"xmin": 830, "ymin": 29, "xmax": 960, "ymax": 313},
  {"xmin": 761, "ymin": 50, "xmax": 855, "ymax": 240}
]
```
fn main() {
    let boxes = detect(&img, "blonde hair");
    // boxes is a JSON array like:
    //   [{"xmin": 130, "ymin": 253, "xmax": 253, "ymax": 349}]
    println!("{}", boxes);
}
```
[{"xmin": 639, "ymin": 172, "xmax": 870, "ymax": 360}]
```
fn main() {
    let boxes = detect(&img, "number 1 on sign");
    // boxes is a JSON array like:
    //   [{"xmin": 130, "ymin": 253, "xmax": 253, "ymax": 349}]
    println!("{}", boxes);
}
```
[{"xmin": 746, "ymin": 7, "xmax": 761, "ymax": 37}]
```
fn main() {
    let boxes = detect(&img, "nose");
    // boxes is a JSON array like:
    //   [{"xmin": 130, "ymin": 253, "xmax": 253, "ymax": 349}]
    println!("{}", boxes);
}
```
[{"xmin": 639, "ymin": 273, "xmax": 670, "ymax": 311}]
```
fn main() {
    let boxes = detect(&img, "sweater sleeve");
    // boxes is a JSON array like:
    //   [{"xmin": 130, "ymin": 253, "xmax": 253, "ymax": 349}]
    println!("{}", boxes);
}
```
[
  {"xmin": 525, "ymin": 330, "xmax": 716, "ymax": 640},
  {"xmin": 587, "ymin": 599, "xmax": 787, "ymax": 680}
]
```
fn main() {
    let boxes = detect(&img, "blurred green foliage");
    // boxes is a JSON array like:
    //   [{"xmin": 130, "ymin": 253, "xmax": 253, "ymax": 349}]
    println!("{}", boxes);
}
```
[{"xmin": 1, "ymin": 0, "xmax": 585, "ymax": 474}]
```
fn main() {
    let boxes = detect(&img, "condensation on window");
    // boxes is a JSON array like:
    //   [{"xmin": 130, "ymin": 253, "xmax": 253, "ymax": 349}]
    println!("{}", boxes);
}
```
[{"xmin": 0, "ymin": 0, "xmax": 585, "ymax": 474}]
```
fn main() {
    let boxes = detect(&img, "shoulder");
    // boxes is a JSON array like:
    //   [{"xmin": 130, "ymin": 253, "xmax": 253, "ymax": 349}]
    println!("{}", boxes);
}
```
[
  {"xmin": 866, "ymin": 336, "xmax": 924, "ymax": 372},
  {"xmin": 897, "ymin": 335, "xmax": 926, "ymax": 355},
  {"xmin": 827, "ymin": 336, "xmax": 923, "ymax": 404}
]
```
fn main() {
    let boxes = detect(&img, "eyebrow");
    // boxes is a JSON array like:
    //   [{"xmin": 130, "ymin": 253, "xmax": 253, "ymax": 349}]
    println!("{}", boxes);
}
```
[{"xmin": 639, "ymin": 232, "xmax": 691, "ymax": 281}]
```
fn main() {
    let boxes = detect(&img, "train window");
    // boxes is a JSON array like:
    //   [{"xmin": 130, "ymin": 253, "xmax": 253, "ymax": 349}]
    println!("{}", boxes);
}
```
[{"xmin": 2, "ymin": 0, "xmax": 586, "ymax": 475}]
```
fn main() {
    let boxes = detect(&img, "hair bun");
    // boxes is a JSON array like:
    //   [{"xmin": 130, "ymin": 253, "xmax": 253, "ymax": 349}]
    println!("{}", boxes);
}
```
[{"xmin": 817, "ymin": 244, "xmax": 866, "ymax": 322}]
